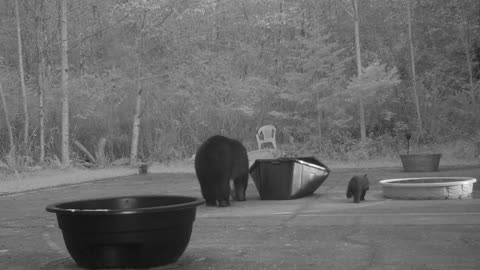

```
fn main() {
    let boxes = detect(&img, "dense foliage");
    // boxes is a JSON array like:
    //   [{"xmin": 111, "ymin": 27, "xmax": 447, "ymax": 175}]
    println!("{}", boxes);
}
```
[{"xmin": 0, "ymin": 0, "xmax": 479, "ymax": 166}]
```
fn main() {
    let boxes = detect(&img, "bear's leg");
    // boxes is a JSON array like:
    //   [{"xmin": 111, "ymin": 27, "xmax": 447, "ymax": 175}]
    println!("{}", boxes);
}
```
[
  {"xmin": 229, "ymin": 139, "xmax": 249, "ymax": 202},
  {"xmin": 206, "ymin": 200, "xmax": 217, "ymax": 207},
  {"xmin": 205, "ymin": 193, "xmax": 217, "ymax": 206},
  {"xmin": 353, "ymin": 184, "xmax": 361, "ymax": 203},
  {"xmin": 196, "ymin": 170, "xmax": 216, "ymax": 206},
  {"xmin": 360, "ymin": 189, "xmax": 367, "ymax": 201},
  {"xmin": 232, "ymin": 173, "xmax": 248, "ymax": 201},
  {"xmin": 216, "ymin": 174, "xmax": 231, "ymax": 207},
  {"xmin": 199, "ymin": 178, "xmax": 216, "ymax": 206},
  {"xmin": 346, "ymin": 185, "xmax": 353, "ymax": 198}
]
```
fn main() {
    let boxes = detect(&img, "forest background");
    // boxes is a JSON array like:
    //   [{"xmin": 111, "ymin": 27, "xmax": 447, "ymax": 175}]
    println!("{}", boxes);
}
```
[{"xmin": 0, "ymin": 0, "xmax": 479, "ymax": 172}]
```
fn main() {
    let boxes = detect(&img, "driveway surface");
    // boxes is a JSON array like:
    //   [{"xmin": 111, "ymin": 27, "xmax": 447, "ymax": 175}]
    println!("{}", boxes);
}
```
[{"xmin": 1, "ymin": 166, "xmax": 479, "ymax": 269}]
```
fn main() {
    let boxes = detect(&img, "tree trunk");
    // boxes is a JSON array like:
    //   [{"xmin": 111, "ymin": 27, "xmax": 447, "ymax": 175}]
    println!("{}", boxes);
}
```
[
  {"xmin": 353, "ymin": 0, "xmax": 366, "ymax": 143},
  {"xmin": 60, "ymin": 0, "xmax": 70, "ymax": 166},
  {"xmin": 130, "ymin": 84, "xmax": 143, "ymax": 165},
  {"xmin": 74, "ymin": 140, "xmax": 96, "ymax": 163},
  {"xmin": 35, "ymin": 0, "xmax": 46, "ymax": 163},
  {"xmin": 316, "ymin": 92, "xmax": 322, "ymax": 141},
  {"xmin": 274, "ymin": 0, "xmax": 285, "ymax": 86},
  {"xmin": 130, "ymin": 36, "xmax": 143, "ymax": 165},
  {"xmin": 96, "ymin": 137, "xmax": 107, "ymax": 166},
  {"xmin": 461, "ymin": 2, "xmax": 475, "ymax": 106},
  {"xmin": 14, "ymin": 0, "xmax": 29, "ymax": 148},
  {"xmin": 0, "ymin": 82, "xmax": 15, "ymax": 156},
  {"xmin": 407, "ymin": 0, "xmax": 423, "ymax": 136},
  {"xmin": 39, "ymin": 74, "xmax": 45, "ymax": 162},
  {"xmin": 214, "ymin": 0, "xmax": 221, "ymax": 41}
]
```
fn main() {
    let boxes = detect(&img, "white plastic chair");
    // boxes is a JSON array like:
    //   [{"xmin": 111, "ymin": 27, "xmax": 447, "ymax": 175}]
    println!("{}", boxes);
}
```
[{"xmin": 256, "ymin": 125, "xmax": 277, "ymax": 149}]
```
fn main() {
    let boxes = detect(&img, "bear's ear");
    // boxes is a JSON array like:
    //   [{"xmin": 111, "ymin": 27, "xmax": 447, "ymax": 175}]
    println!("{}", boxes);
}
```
[{"xmin": 364, "ymin": 174, "xmax": 368, "ymax": 177}]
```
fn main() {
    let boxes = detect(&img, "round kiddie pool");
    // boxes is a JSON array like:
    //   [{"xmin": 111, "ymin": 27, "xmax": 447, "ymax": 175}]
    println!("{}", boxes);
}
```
[
  {"xmin": 379, "ymin": 177, "xmax": 477, "ymax": 200},
  {"xmin": 46, "ymin": 195, "xmax": 204, "ymax": 269}
]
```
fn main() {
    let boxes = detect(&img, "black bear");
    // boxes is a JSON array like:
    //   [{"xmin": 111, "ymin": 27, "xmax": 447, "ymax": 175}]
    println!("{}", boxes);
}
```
[
  {"xmin": 194, "ymin": 135, "xmax": 249, "ymax": 207},
  {"xmin": 346, "ymin": 174, "xmax": 369, "ymax": 203}
]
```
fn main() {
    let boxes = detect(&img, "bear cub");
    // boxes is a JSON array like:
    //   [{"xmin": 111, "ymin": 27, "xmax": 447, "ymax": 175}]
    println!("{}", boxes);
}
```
[{"xmin": 346, "ymin": 174, "xmax": 369, "ymax": 203}]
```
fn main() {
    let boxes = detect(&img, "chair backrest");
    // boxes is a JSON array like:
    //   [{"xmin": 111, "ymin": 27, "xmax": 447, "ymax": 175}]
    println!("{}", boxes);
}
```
[
  {"xmin": 257, "ymin": 125, "xmax": 276, "ymax": 140},
  {"xmin": 256, "ymin": 125, "xmax": 277, "ymax": 149}
]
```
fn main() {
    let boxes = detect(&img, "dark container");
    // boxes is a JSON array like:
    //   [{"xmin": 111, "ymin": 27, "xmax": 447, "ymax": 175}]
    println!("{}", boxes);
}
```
[
  {"xmin": 46, "ymin": 195, "xmax": 204, "ymax": 269},
  {"xmin": 400, "ymin": 154, "xmax": 441, "ymax": 172},
  {"xmin": 249, "ymin": 157, "xmax": 330, "ymax": 200}
]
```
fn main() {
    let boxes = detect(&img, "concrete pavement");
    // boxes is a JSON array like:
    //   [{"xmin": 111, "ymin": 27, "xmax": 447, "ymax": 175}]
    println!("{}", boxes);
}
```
[{"xmin": 0, "ymin": 166, "xmax": 479, "ymax": 269}]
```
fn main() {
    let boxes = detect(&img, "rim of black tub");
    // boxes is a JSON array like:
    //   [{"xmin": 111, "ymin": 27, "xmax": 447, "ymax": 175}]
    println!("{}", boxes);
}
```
[{"xmin": 46, "ymin": 195, "xmax": 205, "ymax": 215}]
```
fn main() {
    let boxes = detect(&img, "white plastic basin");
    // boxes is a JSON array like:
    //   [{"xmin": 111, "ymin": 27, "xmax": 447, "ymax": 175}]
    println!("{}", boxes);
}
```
[{"xmin": 379, "ymin": 177, "xmax": 477, "ymax": 200}]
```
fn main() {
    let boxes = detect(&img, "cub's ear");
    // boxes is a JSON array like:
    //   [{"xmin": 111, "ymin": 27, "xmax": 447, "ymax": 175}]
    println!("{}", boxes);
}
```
[{"xmin": 364, "ymin": 174, "xmax": 368, "ymax": 177}]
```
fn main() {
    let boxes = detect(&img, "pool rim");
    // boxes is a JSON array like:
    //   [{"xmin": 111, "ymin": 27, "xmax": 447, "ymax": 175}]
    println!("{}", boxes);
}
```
[{"xmin": 379, "ymin": 177, "xmax": 477, "ymax": 188}]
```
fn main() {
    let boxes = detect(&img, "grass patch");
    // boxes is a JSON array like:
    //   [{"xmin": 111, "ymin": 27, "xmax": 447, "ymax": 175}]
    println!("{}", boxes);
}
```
[{"xmin": 0, "ymin": 167, "xmax": 137, "ymax": 195}]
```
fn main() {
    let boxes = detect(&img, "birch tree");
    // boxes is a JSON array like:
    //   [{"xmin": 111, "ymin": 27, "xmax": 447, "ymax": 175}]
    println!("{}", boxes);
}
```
[
  {"xmin": 60, "ymin": 0, "xmax": 70, "ymax": 166},
  {"xmin": 14, "ymin": 0, "xmax": 29, "ymax": 148},
  {"xmin": 0, "ymin": 82, "xmax": 14, "ymax": 157},
  {"xmin": 130, "ymin": 30, "xmax": 144, "ymax": 165},
  {"xmin": 406, "ymin": 0, "xmax": 423, "ymax": 136},
  {"xmin": 352, "ymin": 0, "xmax": 366, "ymax": 143},
  {"xmin": 114, "ymin": 0, "xmax": 178, "ymax": 165},
  {"xmin": 337, "ymin": 0, "xmax": 367, "ymax": 142},
  {"xmin": 35, "ymin": 0, "xmax": 46, "ymax": 163},
  {"xmin": 459, "ymin": 1, "xmax": 476, "ymax": 106}
]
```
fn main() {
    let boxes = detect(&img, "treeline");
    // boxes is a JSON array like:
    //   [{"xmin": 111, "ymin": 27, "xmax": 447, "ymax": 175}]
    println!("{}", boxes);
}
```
[{"xmin": 0, "ymin": 0, "xmax": 479, "ymax": 169}]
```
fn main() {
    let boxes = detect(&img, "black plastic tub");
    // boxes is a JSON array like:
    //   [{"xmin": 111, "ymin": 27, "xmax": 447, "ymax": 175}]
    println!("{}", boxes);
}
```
[
  {"xmin": 249, "ymin": 157, "xmax": 330, "ymax": 200},
  {"xmin": 46, "ymin": 195, "xmax": 204, "ymax": 269}
]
